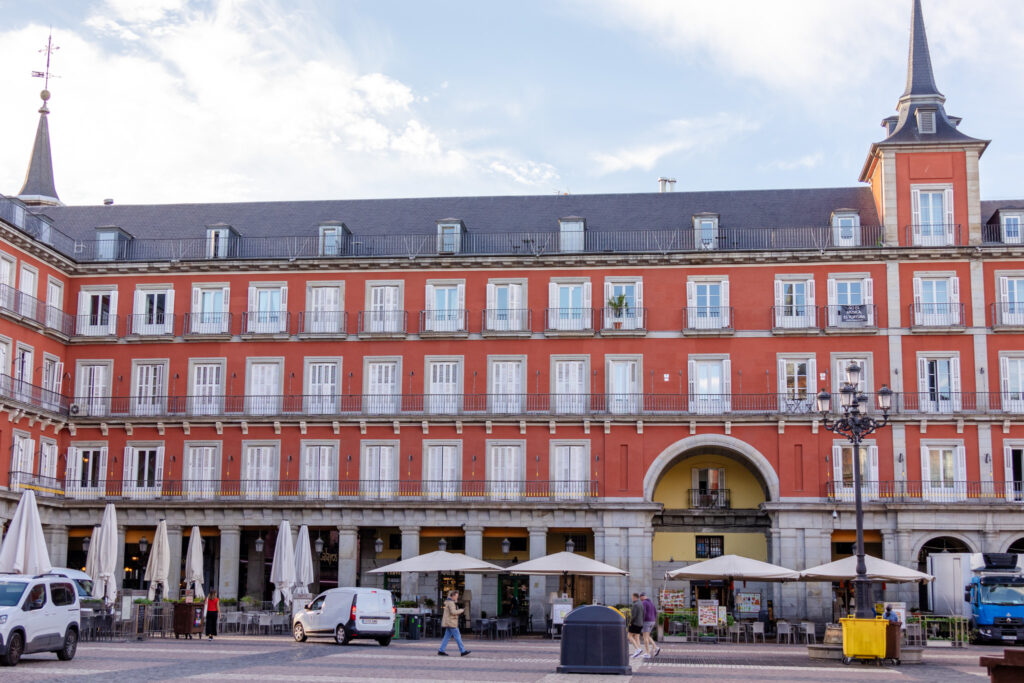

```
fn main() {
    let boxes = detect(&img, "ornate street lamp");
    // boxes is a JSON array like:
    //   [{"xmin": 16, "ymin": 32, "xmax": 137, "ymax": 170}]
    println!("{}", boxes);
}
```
[{"xmin": 817, "ymin": 362, "xmax": 894, "ymax": 619}]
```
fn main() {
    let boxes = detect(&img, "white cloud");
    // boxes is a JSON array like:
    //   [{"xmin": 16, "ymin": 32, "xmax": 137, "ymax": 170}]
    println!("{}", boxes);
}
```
[{"xmin": 765, "ymin": 152, "xmax": 824, "ymax": 172}]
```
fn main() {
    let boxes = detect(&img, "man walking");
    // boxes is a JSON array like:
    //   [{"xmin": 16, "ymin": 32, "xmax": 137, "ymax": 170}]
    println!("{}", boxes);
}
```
[
  {"xmin": 438, "ymin": 590, "xmax": 471, "ymax": 657},
  {"xmin": 640, "ymin": 592, "xmax": 660, "ymax": 658},
  {"xmin": 628, "ymin": 593, "xmax": 644, "ymax": 658}
]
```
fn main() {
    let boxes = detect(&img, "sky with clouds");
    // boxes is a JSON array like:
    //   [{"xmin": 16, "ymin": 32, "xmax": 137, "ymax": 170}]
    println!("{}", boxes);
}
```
[{"xmin": 0, "ymin": 0, "xmax": 1022, "ymax": 206}]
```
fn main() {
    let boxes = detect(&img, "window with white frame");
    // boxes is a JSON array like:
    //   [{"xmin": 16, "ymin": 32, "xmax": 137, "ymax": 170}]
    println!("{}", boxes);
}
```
[
  {"xmin": 831, "ymin": 211, "xmax": 861, "ymax": 247},
  {"xmin": 18, "ymin": 264, "xmax": 37, "ymax": 318},
  {"xmin": 246, "ymin": 360, "xmax": 282, "ymax": 415},
  {"xmin": 912, "ymin": 275, "xmax": 960, "ymax": 326},
  {"xmin": 77, "ymin": 288, "xmax": 117, "ymax": 336},
  {"xmin": 364, "ymin": 358, "xmax": 400, "ymax": 414},
  {"xmin": 306, "ymin": 283, "xmax": 344, "ymax": 334},
  {"xmin": 305, "ymin": 358, "xmax": 340, "ymax": 414},
  {"xmin": 362, "ymin": 442, "xmax": 397, "ymax": 499},
  {"xmin": 75, "ymin": 363, "xmax": 110, "ymax": 417},
  {"xmin": 911, "ymin": 186, "xmax": 954, "ymax": 245},
  {"xmin": 132, "ymin": 361, "xmax": 167, "ymax": 417},
  {"xmin": 319, "ymin": 224, "xmax": 346, "ymax": 256},
  {"xmin": 831, "ymin": 442, "xmax": 878, "ymax": 501},
  {"xmin": 603, "ymin": 279, "xmax": 644, "ymax": 330},
  {"xmin": 122, "ymin": 444, "xmax": 164, "ymax": 497},
  {"xmin": 833, "ymin": 357, "xmax": 870, "ymax": 397},
  {"xmin": 365, "ymin": 283, "xmax": 403, "ymax": 333},
  {"xmin": 1001, "ymin": 212, "xmax": 1023, "ymax": 245},
  {"xmin": 424, "ymin": 442, "xmax": 460, "ymax": 499},
  {"xmin": 487, "ymin": 441, "xmax": 524, "ymax": 500},
  {"xmin": 1000, "ymin": 355, "xmax": 1024, "ymax": 413},
  {"xmin": 247, "ymin": 283, "xmax": 287, "ymax": 333},
  {"xmin": 184, "ymin": 443, "xmax": 219, "ymax": 496},
  {"xmin": 1003, "ymin": 445, "xmax": 1024, "ymax": 502},
  {"xmin": 133, "ymin": 288, "xmax": 174, "ymax": 335},
  {"xmin": 485, "ymin": 281, "xmax": 526, "ymax": 332},
  {"xmin": 997, "ymin": 275, "xmax": 1024, "ymax": 326},
  {"xmin": 11, "ymin": 432, "xmax": 34, "ymax": 481},
  {"xmin": 0, "ymin": 255, "xmax": 15, "ymax": 310},
  {"xmin": 301, "ymin": 441, "xmax": 338, "ymax": 499},
  {"xmin": 548, "ymin": 280, "xmax": 592, "ymax": 331},
  {"xmin": 39, "ymin": 439, "xmax": 58, "ymax": 480},
  {"xmin": 13, "ymin": 345, "xmax": 33, "ymax": 401},
  {"xmin": 559, "ymin": 219, "xmax": 585, "ymax": 253},
  {"xmin": 241, "ymin": 442, "xmax": 279, "ymax": 499},
  {"xmin": 606, "ymin": 356, "xmax": 640, "ymax": 414},
  {"xmin": 488, "ymin": 357, "xmax": 524, "ymax": 413},
  {"xmin": 424, "ymin": 282, "xmax": 466, "ymax": 332},
  {"xmin": 691, "ymin": 466, "xmax": 727, "ymax": 508},
  {"xmin": 686, "ymin": 279, "xmax": 730, "ymax": 329},
  {"xmin": 688, "ymin": 357, "xmax": 731, "ymax": 414},
  {"xmin": 0, "ymin": 338, "xmax": 9, "ymax": 379},
  {"xmin": 552, "ymin": 357, "xmax": 588, "ymax": 414},
  {"xmin": 693, "ymin": 215, "xmax": 719, "ymax": 250},
  {"xmin": 827, "ymin": 276, "xmax": 874, "ymax": 326},
  {"xmin": 207, "ymin": 226, "xmax": 234, "ymax": 258},
  {"xmin": 65, "ymin": 445, "xmax": 107, "ymax": 497},
  {"xmin": 921, "ymin": 442, "xmax": 966, "ymax": 501},
  {"xmin": 189, "ymin": 361, "xmax": 224, "ymax": 416},
  {"xmin": 426, "ymin": 357, "xmax": 462, "ymax": 414},
  {"xmin": 551, "ymin": 442, "xmax": 588, "ymax": 499},
  {"xmin": 777, "ymin": 356, "xmax": 816, "ymax": 412},
  {"xmin": 436, "ymin": 222, "xmax": 462, "ymax": 253},
  {"xmin": 190, "ymin": 285, "xmax": 230, "ymax": 334},
  {"xmin": 95, "ymin": 229, "xmax": 124, "ymax": 261},
  {"xmin": 46, "ymin": 278, "xmax": 64, "ymax": 330},
  {"xmin": 917, "ymin": 355, "xmax": 961, "ymax": 412},
  {"xmin": 773, "ymin": 278, "xmax": 815, "ymax": 328}
]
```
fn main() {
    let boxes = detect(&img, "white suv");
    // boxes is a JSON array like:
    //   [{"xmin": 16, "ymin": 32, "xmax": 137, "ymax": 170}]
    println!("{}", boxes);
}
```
[{"xmin": 0, "ymin": 574, "xmax": 81, "ymax": 666}]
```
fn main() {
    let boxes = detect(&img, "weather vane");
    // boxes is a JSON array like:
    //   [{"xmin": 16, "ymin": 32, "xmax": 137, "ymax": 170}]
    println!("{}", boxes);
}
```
[{"xmin": 31, "ymin": 30, "xmax": 59, "ymax": 108}]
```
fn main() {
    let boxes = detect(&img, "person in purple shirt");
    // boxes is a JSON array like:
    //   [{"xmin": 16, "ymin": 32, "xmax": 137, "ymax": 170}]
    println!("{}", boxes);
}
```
[{"xmin": 639, "ymin": 592, "xmax": 660, "ymax": 658}]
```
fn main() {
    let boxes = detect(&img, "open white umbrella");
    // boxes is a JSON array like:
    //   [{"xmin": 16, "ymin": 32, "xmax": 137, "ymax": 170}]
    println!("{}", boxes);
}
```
[
  {"xmin": 93, "ymin": 503, "xmax": 119, "ymax": 604},
  {"xmin": 293, "ymin": 525, "xmax": 315, "ymax": 595},
  {"xmin": 145, "ymin": 520, "xmax": 171, "ymax": 600},
  {"xmin": 269, "ymin": 521, "xmax": 295, "ymax": 606},
  {"xmin": 665, "ymin": 554, "xmax": 799, "ymax": 582},
  {"xmin": 0, "ymin": 490, "xmax": 51, "ymax": 574},
  {"xmin": 84, "ymin": 526, "xmax": 100, "ymax": 579},
  {"xmin": 368, "ymin": 550, "xmax": 504, "ymax": 574},
  {"xmin": 800, "ymin": 554, "xmax": 934, "ymax": 583},
  {"xmin": 507, "ymin": 552, "xmax": 628, "ymax": 577},
  {"xmin": 183, "ymin": 526, "xmax": 205, "ymax": 600}
]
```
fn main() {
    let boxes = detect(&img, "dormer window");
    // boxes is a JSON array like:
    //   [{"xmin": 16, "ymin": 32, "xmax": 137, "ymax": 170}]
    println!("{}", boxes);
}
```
[
  {"xmin": 436, "ymin": 220, "xmax": 465, "ymax": 254},
  {"xmin": 559, "ymin": 218, "xmax": 585, "ymax": 253},
  {"xmin": 95, "ymin": 227, "xmax": 130, "ymax": 261},
  {"xmin": 319, "ymin": 222, "xmax": 350, "ymax": 256},
  {"xmin": 916, "ymin": 109, "xmax": 936, "ymax": 134},
  {"xmin": 206, "ymin": 224, "xmax": 237, "ymax": 259},
  {"xmin": 693, "ymin": 214, "xmax": 719, "ymax": 250},
  {"xmin": 1001, "ymin": 211, "xmax": 1024, "ymax": 245},
  {"xmin": 831, "ymin": 210, "xmax": 861, "ymax": 247}
]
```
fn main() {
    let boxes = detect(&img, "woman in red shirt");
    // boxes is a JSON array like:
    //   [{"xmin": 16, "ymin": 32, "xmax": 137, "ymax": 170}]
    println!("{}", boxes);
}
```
[{"xmin": 205, "ymin": 592, "xmax": 219, "ymax": 640}]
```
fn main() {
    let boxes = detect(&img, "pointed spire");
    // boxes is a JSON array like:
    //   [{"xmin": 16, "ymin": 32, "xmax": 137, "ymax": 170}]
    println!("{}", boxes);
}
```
[
  {"xmin": 901, "ymin": 0, "xmax": 943, "ymax": 101},
  {"xmin": 17, "ymin": 90, "xmax": 61, "ymax": 207}
]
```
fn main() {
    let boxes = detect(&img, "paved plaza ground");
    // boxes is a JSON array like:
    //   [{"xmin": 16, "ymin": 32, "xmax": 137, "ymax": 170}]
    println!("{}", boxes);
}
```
[{"xmin": 1, "ymin": 635, "xmax": 997, "ymax": 682}]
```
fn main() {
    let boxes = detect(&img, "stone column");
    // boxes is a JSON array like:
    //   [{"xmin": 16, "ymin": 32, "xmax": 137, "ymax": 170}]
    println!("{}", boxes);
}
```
[
  {"xmin": 337, "ymin": 525, "xmax": 358, "ymax": 588},
  {"xmin": 528, "ymin": 526, "xmax": 548, "ymax": 630},
  {"xmin": 218, "ymin": 525, "xmax": 241, "ymax": 600},
  {"xmin": 166, "ymin": 524, "xmax": 183, "ymax": 599},
  {"xmin": 895, "ymin": 528, "xmax": 915, "ymax": 607},
  {"xmin": 45, "ymin": 524, "xmax": 68, "ymax": 568},
  {"xmin": 464, "ymin": 525, "xmax": 484, "ymax": 619},
  {"xmin": 881, "ymin": 529, "xmax": 898, "ymax": 602},
  {"xmin": 592, "ymin": 528, "xmax": 606, "ymax": 605},
  {"xmin": 400, "ymin": 525, "xmax": 420, "ymax": 600},
  {"xmin": 115, "ymin": 525, "xmax": 126, "ymax": 589},
  {"xmin": 626, "ymin": 527, "xmax": 647, "ymax": 594}
]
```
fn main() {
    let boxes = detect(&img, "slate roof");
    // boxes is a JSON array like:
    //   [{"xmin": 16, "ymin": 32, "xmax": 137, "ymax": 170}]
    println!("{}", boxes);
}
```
[
  {"xmin": 982, "ymin": 201, "xmax": 1024, "ymax": 224},
  {"xmin": 17, "ymin": 108, "xmax": 60, "ymax": 202},
  {"xmin": 31, "ymin": 186, "xmax": 882, "ymax": 242}
]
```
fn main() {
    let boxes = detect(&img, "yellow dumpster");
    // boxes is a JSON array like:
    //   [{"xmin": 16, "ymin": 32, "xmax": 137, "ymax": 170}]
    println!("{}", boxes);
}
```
[{"xmin": 839, "ymin": 617, "xmax": 887, "ymax": 664}]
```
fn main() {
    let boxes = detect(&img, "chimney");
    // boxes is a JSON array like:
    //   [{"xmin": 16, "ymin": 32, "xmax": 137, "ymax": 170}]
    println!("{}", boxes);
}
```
[
  {"xmin": 657, "ymin": 177, "xmax": 676, "ymax": 193},
  {"xmin": 103, "ymin": 198, "xmax": 114, "ymax": 205}
]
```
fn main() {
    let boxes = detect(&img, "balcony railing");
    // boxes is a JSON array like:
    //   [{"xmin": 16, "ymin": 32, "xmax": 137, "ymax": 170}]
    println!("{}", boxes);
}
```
[
  {"xmin": 14, "ymin": 474, "xmax": 598, "ymax": 501},
  {"xmin": 826, "ymin": 480, "xmax": 1021, "ymax": 503},
  {"xmin": 73, "ymin": 313, "xmax": 119, "ymax": 337},
  {"xmin": 357, "ymin": 310, "xmax": 407, "ymax": 335},
  {"xmin": 482, "ymin": 309, "xmax": 531, "ymax": 334},
  {"xmin": 419, "ymin": 309, "xmax": 469, "ymax": 335},
  {"xmin": 683, "ymin": 306, "xmax": 733, "ymax": 332},
  {"xmin": 544, "ymin": 308, "xmax": 594, "ymax": 333},
  {"xmin": 0, "ymin": 283, "xmax": 74, "ymax": 335},
  {"xmin": 906, "ymin": 224, "xmax": 961, "ymax": 247},
  {"xmin": 600, "ymin": 307, "xmax": 647, "ymax": 332},
  {"xmin": 772, "ymin": 305, "xmax": 818, "ymax": 331},
  {"xmin": 184, "ymin": 311, "xmax": 233, "ymax": 336},
  {"xmin": 0, "ymin": 373, "xmax": 69, "ymax": 413},
  {"xmin": 823, "ymin": 304, "xmax": 876, "ymax": 329},
  {"xmin": 128, "ymin": 313, "xmax": 176, "ymax": 336},
  {"xmin": 688, "ymin": 488, "xmax": 730, "ymax": 509},
  {"xmin": 910, "ymin": 302, "xmax": 964, "ymax": 328},
  {"xmin": 991, "ymin": 302, "xmax": 1024, "ymax": 328},
  {"xmin": 242, "ymin": 311, "xmax": 290, "ymax": 335},
  {"xmin": 298, "ymin": 310, "xmax": 347, "ymax": 335}
]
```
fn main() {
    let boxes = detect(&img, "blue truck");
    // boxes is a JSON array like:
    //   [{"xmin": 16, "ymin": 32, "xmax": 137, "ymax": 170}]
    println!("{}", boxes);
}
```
[{"xmin": 932, "ymin": 553, "xmax": 1024, "ymax": 643}]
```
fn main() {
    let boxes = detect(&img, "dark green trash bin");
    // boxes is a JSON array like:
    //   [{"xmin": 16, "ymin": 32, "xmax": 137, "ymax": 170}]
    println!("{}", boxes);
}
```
[{"xmin": 556, "ymin": 605, "xmax": 631, "ymax": 675}]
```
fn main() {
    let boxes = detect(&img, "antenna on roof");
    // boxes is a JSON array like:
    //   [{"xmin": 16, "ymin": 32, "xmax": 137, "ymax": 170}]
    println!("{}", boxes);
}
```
[{"xmin": 31, "ymin": 29, "xmax": 60, "ymax": 104}]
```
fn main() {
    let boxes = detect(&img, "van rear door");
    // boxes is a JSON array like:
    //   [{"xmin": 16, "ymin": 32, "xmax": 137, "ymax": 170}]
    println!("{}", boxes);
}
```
[{"xmin": 355, "ymin": 591, "xmax": 391, "ymax": 628}]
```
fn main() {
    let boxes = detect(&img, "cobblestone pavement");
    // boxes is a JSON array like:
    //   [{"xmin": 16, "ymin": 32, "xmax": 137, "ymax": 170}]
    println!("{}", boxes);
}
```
[{"xmin": 1, "ymin": 635, "xmax": 993, "ymax": 682}]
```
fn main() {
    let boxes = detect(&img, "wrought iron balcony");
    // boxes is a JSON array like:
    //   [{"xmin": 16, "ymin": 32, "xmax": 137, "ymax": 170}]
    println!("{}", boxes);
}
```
[
  {"xmin": 241, "ymin": 311, "xmax": 290, "ymax": 335},
  {"xmin": 909, "ymin": 302, "xmax": 964, "ymax": 328},
  {"xmin": 688, "ymin": 488, "xmax": 731, "ymax": 509},
  {"xmin": 0, "ymin": 283, "xmax": 74, "ymax": 335},
  {"xmin": 544, "ymin": 308, "xmax": 595, "ymax": 334},
  {"xmin": 357, "ymin": 310, "xmax": 407, "ymax": 336},
  {"xmin": 73, "ymin": 313, "xmax": 119, "ymax": 337},
  {"xmin": 771, "ymin": 305, "xmax": 819, "ymax": 332},
  {"xmin": 0, "ymin": 373, "xmax": 69, "ymax": 414},
  {"xmin": 905, "ymin": 224, "xmax": 962, "ymax": 247},
  {"xmin": 683, "ymin": 306, "xmax": 733, "ymax": 332},
  {"xmin": 298, "ymin": 310, "xmax": 348, "ymax": 335},
  {"xmin": 823, "ymin": 304, "xmax": 877, "ymax": 330},
  {"xmin": 184, "ymin": 311, "xmax": 233, "ymax": 336},
  {"xmin": 600, "ymin": 307, "xmax": 647, "ymax": 333},
  {"xmin": 127, "ymin": 313, "xmax": 176, "ymax": 336},
  {"xmin": 481, "ymin": 308, "xmax": 531, "ymax": 335},
  {"xmin": 419, "ymin": 309, "xmax": 469, "ymax": 336},
  {"xmin": 990, "ymin": 302, "xmax": 1024, "ymax": 329},
  {"xmin": 826, "ymin": 480, "xmax": 1022, "ymax": 504}
]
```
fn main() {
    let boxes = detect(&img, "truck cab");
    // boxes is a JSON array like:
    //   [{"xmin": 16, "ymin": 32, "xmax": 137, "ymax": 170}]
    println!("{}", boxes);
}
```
[{"xmin": 964, "ymin": 554, "xmax": 1024, "ymax": 643}]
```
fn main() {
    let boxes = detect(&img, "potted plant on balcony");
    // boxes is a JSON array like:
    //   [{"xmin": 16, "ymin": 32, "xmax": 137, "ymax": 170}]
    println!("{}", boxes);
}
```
[{"xmin": 607, "ymin": 293, "xmax": 628, "ymax": 329}]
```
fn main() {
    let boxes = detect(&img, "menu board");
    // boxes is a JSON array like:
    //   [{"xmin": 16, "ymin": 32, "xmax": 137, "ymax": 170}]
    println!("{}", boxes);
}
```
[
  {"xmin": 552, "ymin": 603, "xmax": 572, "ymax": 625},
  {"xmin": 736, "ymin": 591, "xmax": 762, "ymax": 613},
  {"xmin": 659, "ymin": 588, "xmax": 687, "ymax": 611},
  {"xmin": 697, "ymin": 600, "xmax": 719, "ymax": 627}
]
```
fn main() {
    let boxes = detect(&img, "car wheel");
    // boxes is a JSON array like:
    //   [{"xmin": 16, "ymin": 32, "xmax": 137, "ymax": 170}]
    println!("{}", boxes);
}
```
[
  {"xmin": 377, "ymin": 636, "xmax": 392, "ymax": 647},
  {"xmin": 57, "ymin": 628, "xmax": 78, "ymax": 661},
  {"xmin": 2, "ymin": 631, "xmax": 24, "ymax": 666},
  {"xmin": 293, "ymin": 622, "xmax": 307, "ymax": 642},
  {"xmin": 335, "ymin": 624, "xmax": 351, "ymax": 645}
]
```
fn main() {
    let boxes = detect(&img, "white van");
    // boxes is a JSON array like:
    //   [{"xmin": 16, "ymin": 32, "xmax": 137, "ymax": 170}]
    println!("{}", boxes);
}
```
[
  {"xmin": 292, "ymin": 587, "xmax": 395, "ymax": 646},
  {"xmin": 0, "ymin": 574, "xmax": 81, "ymax": 666}
]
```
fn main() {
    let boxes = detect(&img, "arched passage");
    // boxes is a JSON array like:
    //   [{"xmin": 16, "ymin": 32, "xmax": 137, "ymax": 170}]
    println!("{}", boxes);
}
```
[
  {"xmin": 916, "ymin": 535, "xmax": 975, "ymax": 611},
  {"xmin": 644, "ymin": 434, "xmax": 780, "ymax": 503}
]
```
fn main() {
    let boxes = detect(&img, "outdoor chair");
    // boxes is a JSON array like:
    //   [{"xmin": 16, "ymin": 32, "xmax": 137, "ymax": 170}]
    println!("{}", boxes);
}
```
[
  {"xmin": 472, "ymin": 618, "xmax": 485, "ymax": 639},
  {"xmin": 273, "ymin": 613, "xmax": 288, "ymax": 634},
  {"xmin": 728, "ymin": 623, "xmax": 746, "ymax": 643},
  {"xmin": 801, "ymin": 622, "xmax": 817, "ymax": 644},
  {"xmin": 495, "ymin": 618, "xmax": 511, "ymax": 640},
  {"xmin": 751, "ymin": 621, "xmax": 765, "ymax": 643},
  {"xmin": 776, "ymin": 621, "xmax": 795, "ymax": 644},
  {"xmin": 905, "ymin": 622, "xmax": 924, "ymax": 646},
  {"xmin": 258, "ymin": 612, "xmax": 273, "ymax": 635}
]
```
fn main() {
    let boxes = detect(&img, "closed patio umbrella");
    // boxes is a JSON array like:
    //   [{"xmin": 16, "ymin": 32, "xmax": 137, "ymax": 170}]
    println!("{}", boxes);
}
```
[
  {"xmin": 145, "ymin": 520, "xmax": 171, "ymax": 601},
  {"xmin": 93, "ymin": 503, "xmax": 119, "ymax": 604},
  {"xmin": 294, "ymin": 525, "xmax": 315, "ymax": 595},
  {"xmin": 665, "ymin": 554, "xmax": 800, "ymax": 582},
  {"xmin": 269, "ymin": 520, "xmax": 295, "ymax": 606},
  {"xmin": 800, "ymin": 554, "xmax": 934, "ymax": 583},
  {"xmin": 0, "ymin": 490, "xmax": 51, "ymax": 575},
  {"xmin": 84, "ymin": 525, "xmax": 100, "ymax": 579},
  {"xmin": 184, "ymin": 526, "xmax": 206, "ymax": 600}
]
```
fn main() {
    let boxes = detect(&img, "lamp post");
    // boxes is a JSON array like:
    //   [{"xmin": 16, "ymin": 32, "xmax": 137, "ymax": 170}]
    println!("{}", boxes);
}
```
[{"xmin": 816, "ymin": 362, "xmax": 893, "ymax": 619}]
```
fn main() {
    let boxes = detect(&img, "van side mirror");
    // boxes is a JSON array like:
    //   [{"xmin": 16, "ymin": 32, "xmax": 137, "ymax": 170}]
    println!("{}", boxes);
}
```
[
  {"xmin": 964, "ymin": 588, "xmax": 972, "ymax": 603},
  {"xmin": 305, "ymin": 603, "xmax": 311, "ymax": 610}
]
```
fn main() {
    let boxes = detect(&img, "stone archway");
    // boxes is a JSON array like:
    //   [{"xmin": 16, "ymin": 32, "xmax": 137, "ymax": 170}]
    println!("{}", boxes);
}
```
[{"xmin": 643, "ymin": 434, "xmax": 780, "ymax": 502}]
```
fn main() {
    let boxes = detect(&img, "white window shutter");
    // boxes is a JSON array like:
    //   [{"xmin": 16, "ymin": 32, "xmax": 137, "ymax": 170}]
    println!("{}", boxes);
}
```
[
  {"xmin": 221, "ymin": 287, "xmax": 230, "ymax": 314},
  {"xmin": 424, "ymin": 284, "xmax": 435, "ymax": 311},
  {"xmin": 583, "ymin": 281, "xmax": 592, "ymax": 309},
  {"xmin": 155, "ymin": 446, "xmax": 164, "ymax": 487},
  {"xmin": 191, "ymin": 286, "xmax": 200, "ymax": 310},
  {"xmin": 911, "ymin": 189, "xmax": 921, "ymax": 237},
  {"xmin": 808, "ymin": 357, "xmax": 817, "ymax": 394},
  {"xmin": 510, "ymin": 283, "xmax": 522, "ymax": 311},
  {"xmin": 951, "ymin": 277, "xmax": 960, "ymax": 324},
  {"xmin": 777, "ymin": 358, "xmax": 787, "ymax": 395},
  {"xmin": 918, "ymin": 357, "xmax": 928, "ymax": 402},
  {"xmin": 604, "ymin": 281, "xmax": 612, "ymax": 307},
  {"xmin": 456, "ymin": 283, "xmax": 465, "ymax": 312},
  {"xmin": 485, "ymin": 283, "xmax": 496, "ymax": 310},
  {"xmin": 722, "ymin": 359, "xmax": 732, "ymax": 395},
  {"xmin": 832, "ymin": 443, "xmax": 844, "ymax": 485},
  {"xmin": 1001, "ymin": 356, "xmax": 1011, "ymax": 396},
  {"xmin": 827, "ymin": 278, "xmax": 836, "ymax": 306},
  {"xmin": 133, "ymin": 289, "xmax": 144, "ymax": 318},
  {"xmin": 920, "ymin": 444, "xmax": 931, "ymax": 492},
  {"xmin": 869, "ymin": 445, "xmax": 879, "ymax": 481},
  {"xmin": 806, "ymin": 278, "xmax": 816, "ymax": 306},
  {"xmin": 54, "ymin": 362, "xmax": 64, "ymax": 394},
  {"xmin": 108, "ymin": 290, "xmax": 118, "ymax": 334},
  {"xmin": 912, "ymin": 277, "xmax": 922, "ymax": 324},
  {"xmin": 944, "ymin": 188, "xmax": 955, "ymax": 243},
  {"xmin": 773, "ymin": 280, "xmax": 783, "ymax": 326},
  {"xmin": 635, "ymin": 280, "xmax": 644, "ymax": 308},
  {"xmin": 65, "ymin": 447, "xmax": 78, "ymax": 483},
  {"xmin": 687, "ymin": 359, "xmax": 696, "ymax": 396},
  {"xmin": 98, "ymin": 447, "xmax": 108, "ymax": 487},
  {"xmin": 956, "ymin": 444, "xmax": 967, "ymax": 484},
  {"xmin": 164, "ymin": 289, "xmax": 175, "ymax": 333},
  {"xmin": 548, "ymin": 282, "xmax": 557, "ymax": 308},
  {"xmin": 122, "ymin": 446, "xmax": 133, "ymax": 482},
  {"xmin": 685, "ymin": 281, "xmax": 695, "ymax": 308},
  {"xmin": 78, "ymin": 290, "xmax": 88, "ymax": 318},
  {"xmin": 247, "ymin": 286, "xmax": 256, "ymax": 312},
  {"xmin": 720, "ymin": 281, "xmax": 730, "ymax": 326},
  {"xmin": 1005, "ymin": 446, "xmax": 1016, "ymax": 499},
  {"xmin": 864, "ymin": 277, "xmax": 874, "ymax": 325},
  {"xmin": 951, "ymin": 356, "xmax": 962, "ymax": 410},
  {"xmin": 280, "ymin": 285, "xmax": 288, "ymax": 309}
]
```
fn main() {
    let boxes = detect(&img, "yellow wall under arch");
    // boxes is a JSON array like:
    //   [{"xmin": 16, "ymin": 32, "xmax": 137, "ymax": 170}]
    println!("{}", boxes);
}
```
[{"xmin": 652, "ymin": 452, "xmax": 766, "ymax": 509}]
